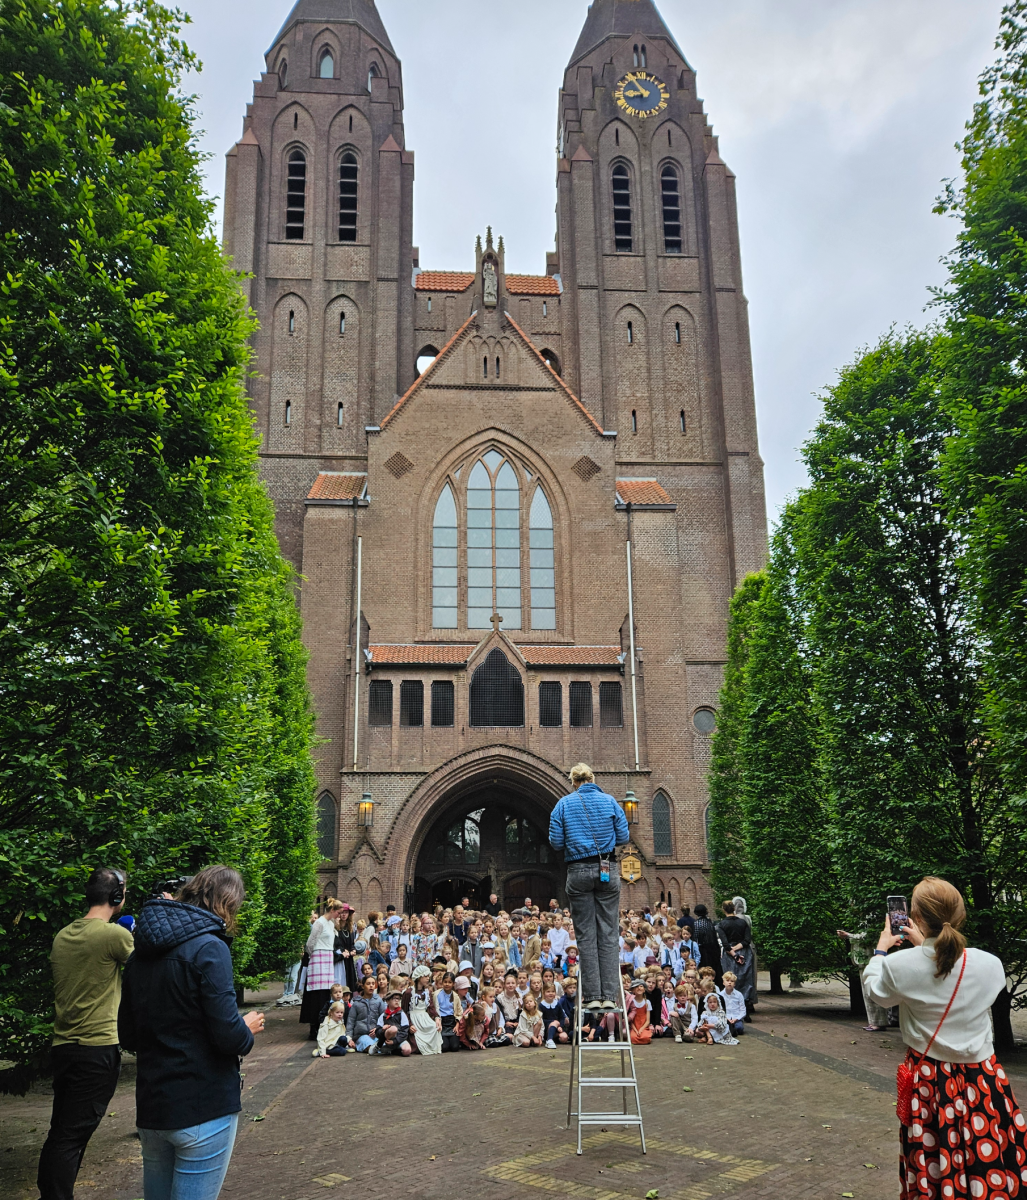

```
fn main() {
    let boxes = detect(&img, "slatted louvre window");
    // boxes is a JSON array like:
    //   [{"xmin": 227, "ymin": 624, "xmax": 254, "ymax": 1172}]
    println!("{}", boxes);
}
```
[
  {"xmin": 399, "ymin": 680, "xmax": 424, "ymax": 727},
  {"xmin": 431, "ymin": 681, "xmax": 455, "ymax": 727},
  {"xmin": 539, "ymin": 682, "xmax": 562, "ymax": 728},
  {"xmin": 569, "ymin": 682, "xmax": 593, "ymax": 728},
  {"xmin": 368, "ymin": 679, "xmax": 393, "ymax": 726},
  {"xmin": 599, "ymin": 682, "xmax": 623, "ymax": 728}
]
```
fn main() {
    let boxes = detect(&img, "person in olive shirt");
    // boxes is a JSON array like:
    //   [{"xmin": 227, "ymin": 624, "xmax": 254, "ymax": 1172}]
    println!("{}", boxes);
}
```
[{"xmin": 37, "ymin": 867, "xmax": 133, "ymax": 1200}]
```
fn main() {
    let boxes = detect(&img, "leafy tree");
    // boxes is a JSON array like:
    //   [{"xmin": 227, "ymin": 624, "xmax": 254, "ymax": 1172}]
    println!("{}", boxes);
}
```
[
  {"xmin": 795, "ymin": 330, "xmax": 1024, "ymax": 1048},
  {"xmin": 736, "ymin": 519, "xmax": 843, "ymax": 983},
  {"xmin": 708, "ymin": 571, "xmax": 765, "ymax": 905},
  {"xmin": 0, "ymin": 0, "xmax": 317, "ymax": 1087},
  {"xmin": 939, "ymin": 0, "xmax": 1027, "ymax": 799}
]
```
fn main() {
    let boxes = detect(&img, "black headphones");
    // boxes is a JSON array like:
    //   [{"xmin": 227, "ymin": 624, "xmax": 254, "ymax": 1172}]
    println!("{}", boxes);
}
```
[{"xmin": 107, "ymin": 870, "xmax": 126, "ymax": 908}]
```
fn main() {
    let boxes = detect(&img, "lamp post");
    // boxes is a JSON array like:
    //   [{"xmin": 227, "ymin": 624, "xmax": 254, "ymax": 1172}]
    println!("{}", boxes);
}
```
[
  {"xmin": 358, "ymin": 792, "xmax": 374, "ymax": 827},
  {"xmin": 623, "ymin": 789, "xmax": 639, "ymax": 825}
]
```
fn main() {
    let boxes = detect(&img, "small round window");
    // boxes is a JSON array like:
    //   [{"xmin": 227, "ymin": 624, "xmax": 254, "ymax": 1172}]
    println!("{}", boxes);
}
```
[{"xmin": 692, "ymin": 707, "xmax": 716, "ymax": 734}]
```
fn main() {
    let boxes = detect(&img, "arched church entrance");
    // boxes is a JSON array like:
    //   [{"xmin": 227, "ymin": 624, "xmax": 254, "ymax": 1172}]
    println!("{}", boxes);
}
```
[{"xmin": 401, "ymin": 748, "xmax": 568, "ymax": 914}]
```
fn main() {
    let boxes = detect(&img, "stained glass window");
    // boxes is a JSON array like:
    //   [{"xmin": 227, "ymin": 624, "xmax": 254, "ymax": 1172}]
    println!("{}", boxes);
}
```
[
  {"xmin": 529, "ymin": 488, "xmax": 555, "ymax": 630},
  {"xmin": 432, "ymin": 485, "xmax": 458, "ymax": 628},
  {"xmin": 467, "ymin": 457, "xmax": 521, "ymax": 630}
]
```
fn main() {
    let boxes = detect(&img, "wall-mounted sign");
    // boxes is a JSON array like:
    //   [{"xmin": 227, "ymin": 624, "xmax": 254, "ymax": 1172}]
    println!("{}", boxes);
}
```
[{"xmin": 621, "ymin": 854, "xmax": 642, "ymax": 883}]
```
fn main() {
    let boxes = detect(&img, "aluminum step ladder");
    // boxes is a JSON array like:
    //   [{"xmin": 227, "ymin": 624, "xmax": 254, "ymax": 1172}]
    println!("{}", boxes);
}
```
[{"xmin": 566, "ymin": 970, "xmax": 646, "ymax": 1156}]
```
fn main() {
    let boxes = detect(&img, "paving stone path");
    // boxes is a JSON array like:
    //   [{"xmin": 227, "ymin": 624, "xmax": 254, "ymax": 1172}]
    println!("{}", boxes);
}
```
[{"xmin": 3, "ymin": 979, "xmax": 1025, "ymax": 1200}]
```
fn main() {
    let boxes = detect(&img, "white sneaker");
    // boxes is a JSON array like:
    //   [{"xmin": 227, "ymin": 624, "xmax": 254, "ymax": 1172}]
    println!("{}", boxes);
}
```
[
  {"xmin": 674, "ymin": 1035, "xmax": 682, "ymax": 1043},
  {"xmin": 546, "ymin": 1038, "xmax": 557, "ymax": 1049},
  {"xmin": 608, "ymin": 1032, "xmax": 616, "ymax": 1042}
]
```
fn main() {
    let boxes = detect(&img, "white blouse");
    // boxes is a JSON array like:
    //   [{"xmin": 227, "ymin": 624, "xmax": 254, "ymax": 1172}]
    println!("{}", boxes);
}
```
[
  {"xmin": 305, "ymin": 915, "xmax": 337, "ymax": 956},
  {"xmin": 863, "ymin": 940, "xmax": 1006, "ymax": 1063}
]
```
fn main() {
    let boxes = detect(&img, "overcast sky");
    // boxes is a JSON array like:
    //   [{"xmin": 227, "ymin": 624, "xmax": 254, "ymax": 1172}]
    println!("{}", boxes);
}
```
[{"xmin": 176, "ymin": 0, "xmax": 1002, "ymax": 519}]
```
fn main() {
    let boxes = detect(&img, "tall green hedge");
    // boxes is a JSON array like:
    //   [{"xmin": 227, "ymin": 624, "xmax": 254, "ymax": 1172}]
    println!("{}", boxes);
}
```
[{"xmin": 0, "ymin": 0, "xmax": 318, "ymax": 1089}]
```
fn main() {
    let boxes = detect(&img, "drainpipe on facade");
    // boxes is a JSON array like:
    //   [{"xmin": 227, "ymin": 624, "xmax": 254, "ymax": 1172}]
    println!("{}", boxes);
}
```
[
  {"xmin": 352, "ymin": 532, "xmax": 363, "ymax": 772},
  {"xmin": 625, "ymin": 503, "xmax": 640, "ymax": 773}
]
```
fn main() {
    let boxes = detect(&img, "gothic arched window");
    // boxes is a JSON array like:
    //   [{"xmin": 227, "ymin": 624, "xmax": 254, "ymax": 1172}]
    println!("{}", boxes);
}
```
[
  {"xmin": 432, "ymin": 485, "xmax": 458, "ymax": 629},
  {"xmin": 367, "ymin": 61, "xmax": 381, "ymax": 91},
  {"xmin": 529, "ymin": 488, "xmax": 555, "ymax": 629},
  {"xmin": 316, "ymin": 791, "xmax": 338, "ymax": 861},
  {"xmin": 338, "ymin": 153, "xmax": 358, "ymax": 242},
  {"xmin": 468, "ymin": 455, "xmax": 521, "ymax": 630},
  {"xmin": 319, "ymin": 48, "xmax": 335, "ymax": 78},
  {"xmin": 612, "ymin": 165, "xmax": 632, "ymax": 252},
  {"xmin": 470, "ymin": 648, "xmax": 524, "ymax": 727},
  {"xmin": 661, "ymin": 164, "xmax": 682, "ymax": 253},
  {"xmin": 653, "ymin": 792, "xmax": 672, "ymax": 857},
  {"xmin": 285, "ymin": 149, "xmax": 306, "ymax": 240},
  {"xmin": 430, "ymin": 815, "xmax": 481, "ymax": 866}
]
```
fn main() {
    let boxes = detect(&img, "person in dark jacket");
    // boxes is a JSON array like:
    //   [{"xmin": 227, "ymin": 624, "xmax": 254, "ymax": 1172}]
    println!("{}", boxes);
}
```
[
  {"xmin": 118, "ymin": 866, "xmax": 264, "ymax": 1200},
  {"xmin": 548, "ymin": 764, "xmax": 630, "ymax": 1010},
  {"xmin": 346, "ymin": 975, "xmax": 386, "ymax": 1052},
  {"xmin": 690, "ymin": 904, "xmax": 723, "ymax": 986}
]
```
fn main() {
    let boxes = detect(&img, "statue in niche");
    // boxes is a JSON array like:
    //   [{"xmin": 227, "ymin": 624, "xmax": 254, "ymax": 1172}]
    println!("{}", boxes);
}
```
[{"xmin": 483, "ymin": 259, "xmax": 498, "ymax": 307}]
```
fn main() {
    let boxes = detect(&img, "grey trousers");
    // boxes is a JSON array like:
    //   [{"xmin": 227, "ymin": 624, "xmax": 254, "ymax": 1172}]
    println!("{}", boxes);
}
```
[{"xmin": 565, "ymin": 860, "xmax": 622, "ymax": 1002}]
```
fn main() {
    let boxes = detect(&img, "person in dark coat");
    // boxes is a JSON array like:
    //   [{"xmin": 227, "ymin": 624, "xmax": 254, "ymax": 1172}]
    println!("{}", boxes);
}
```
[
  {"xmin": 118, "ymin": 866, "xmax": 264, "ymax": 1200},
  {"xmin": 716, "ymin": 900, "xmax": 757, "ymax": 1017},
  {"xmin": 334, "ymin": 905, "xmax": 357, "ymax": 991},
  {"xmin": 690, "ymin": 904, "xmax": 723, "ymax": 986}
]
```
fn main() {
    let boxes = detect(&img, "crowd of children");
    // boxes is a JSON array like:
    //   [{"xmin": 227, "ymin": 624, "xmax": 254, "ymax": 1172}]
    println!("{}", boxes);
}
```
[{"xmin": 287, "ymin": 899, "xmax": 754, "ymax": 1059}]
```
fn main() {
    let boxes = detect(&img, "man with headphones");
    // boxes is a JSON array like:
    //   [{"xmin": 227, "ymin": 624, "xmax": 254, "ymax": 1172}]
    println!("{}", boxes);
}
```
[{"xmin": 37, "ymin": 867, "xmax": 134, "ymax": 1200}]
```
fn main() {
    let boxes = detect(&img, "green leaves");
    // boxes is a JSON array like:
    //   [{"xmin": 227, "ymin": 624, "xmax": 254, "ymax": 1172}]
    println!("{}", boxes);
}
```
[{"xmin": 0, "ymin": 0, "xmax": 318, "ymax": 1087}]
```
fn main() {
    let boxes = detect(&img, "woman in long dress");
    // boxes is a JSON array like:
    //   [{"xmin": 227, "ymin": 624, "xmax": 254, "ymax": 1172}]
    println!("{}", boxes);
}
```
[
  {"xmin": 333, "ymin": 904, "xmax": 357, "ymax": 990},
  {"xmin": 717, "ymin": 900, "xmax": 757, "ymax": 1018},
  {"xmin": 864, "ymin": 876, "xmax": 1024, "ymax": 1200},
  {"xmin": 409, "ymin": 965, "xmax": 443, "ymax": 1055},
  {"xmin": 300, "ymin": 900, "xmax": 343, "ymax": 1039}
]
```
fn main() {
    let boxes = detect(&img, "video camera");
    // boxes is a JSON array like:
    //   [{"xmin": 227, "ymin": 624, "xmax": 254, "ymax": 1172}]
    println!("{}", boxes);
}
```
[{"xmin": 149, "ymin": 875, "xmax": 193, "ymax": 900}]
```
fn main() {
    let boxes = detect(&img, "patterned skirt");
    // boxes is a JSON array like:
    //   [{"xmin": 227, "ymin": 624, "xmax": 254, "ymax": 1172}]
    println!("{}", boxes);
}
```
[
  {"xmin": 305, "ymin": 948, "xmax": 335, "ymax": 992},
  {"xmin": 901, "ymin": 1051, "xmax": 1027, "ymax": 1199}
]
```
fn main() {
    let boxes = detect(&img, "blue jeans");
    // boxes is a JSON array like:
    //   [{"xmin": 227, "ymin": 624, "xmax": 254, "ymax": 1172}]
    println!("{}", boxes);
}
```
[
  {"xmin": 354, "ymin": 1033, "xmax": 376, "ymax": 1052},
  {"xmin": 282, "ymin": 960, "xmax": 301, "ymax": 996},
  {"xmin": 565, "ymin": 859, "xmax": 621, "ymax": 1003},
  {"xmin": 139, "ymin": 1113, "xmax": 239, "ymax": 1200}
]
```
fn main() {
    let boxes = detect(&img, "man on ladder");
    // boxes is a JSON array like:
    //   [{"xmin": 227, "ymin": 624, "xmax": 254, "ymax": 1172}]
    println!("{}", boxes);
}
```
[{"xmin": 550, "ymin": 764, "xmax": 645, "ymax": 1154}]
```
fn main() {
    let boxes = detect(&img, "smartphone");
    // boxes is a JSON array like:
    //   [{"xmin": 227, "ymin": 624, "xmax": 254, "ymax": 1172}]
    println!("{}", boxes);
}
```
[{"xmin": 887, "ymin": 895, "xmax": 909, "ymax": 936}]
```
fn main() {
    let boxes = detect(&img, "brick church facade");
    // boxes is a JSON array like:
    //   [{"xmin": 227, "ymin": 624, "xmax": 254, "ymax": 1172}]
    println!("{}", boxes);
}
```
[{"xmin": 223, "ymin": 0, "xmax": 767, "ymax": 913}]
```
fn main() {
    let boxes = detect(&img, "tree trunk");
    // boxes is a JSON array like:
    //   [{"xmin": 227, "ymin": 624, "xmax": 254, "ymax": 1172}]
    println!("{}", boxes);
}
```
[
  {"xmin": 769, "ymin": 967, "xmax": 785, "ymax": 995},
  {"xmin": 992, "ymin": 987, "xmax": 1014, "ymax": 1053},
  {"xmin": 848, "ymin": 969, "xmax": 867, "ymax": 1019}
]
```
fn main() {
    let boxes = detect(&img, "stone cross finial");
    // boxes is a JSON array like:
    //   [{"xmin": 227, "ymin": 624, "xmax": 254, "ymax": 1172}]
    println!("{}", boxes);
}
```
[{"xmin": 489, "ymin": 612, "xmax": 504, "ymax": 634}]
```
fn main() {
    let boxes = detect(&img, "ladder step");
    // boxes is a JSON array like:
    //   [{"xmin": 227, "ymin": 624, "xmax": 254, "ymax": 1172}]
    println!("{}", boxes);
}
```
[
  {"xmin": 577, "ymin": 1115, "xmax": 645, "ymax": 1125},
  {"xmin": 579, "ymin": 1041, "xmax": 630, "ymax": 1049},
  {"xmin": 580, "ymin": 1077, "xmax": 638, "ymax": 1087}
]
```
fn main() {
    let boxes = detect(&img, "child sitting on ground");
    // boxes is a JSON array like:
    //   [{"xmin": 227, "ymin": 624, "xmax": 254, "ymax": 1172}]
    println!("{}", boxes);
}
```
[
  {"xmin": 627, "ymin": 979, "xmax": 653, "ymax": 1045},
  {"xmin": 389, "ymin": 942, "xmax": 412, "ymax": 977},
  {"xmin": 563, "ymin": 944, "xmax": 579, "ymax": 978},
  {"xmin": 541, "ymin": 984, "xmax": 569, "ymax": 1048},
  {"xmin": 515, "ymin": 993, "xmax": 543, "ymax": 1046},
  {"xmin": 721, "ymin": 971, "xmax": 747, "ymax": 1035},
  {"xmin": 670, "ymin": 984, "xmax": 698, "ymax": 1043},
  {"xmin": 318, "ymin": 982, "xmax": 347, "ymax": 1025},
  {"xmin": 539, "ymin": 937, "xmax": 557, "ymax": 970},
  {"xmin": 314, "ymin": 1002, "xmax": 349, "ymax": 1058},
  {"xmin": 696, "ymin": 993, "xmax": 738, "ymax": 1046},
  {"xmin": 496, "ymin": 970, "xmax": 522, "ymax": 1035},
  {"xmin": 375, "ymin": 988, "xmax": 412, "ymax": 1056},
  {"xmin": 457, "ymin": 1001, "xmax": 489, "ymax": 1050}
]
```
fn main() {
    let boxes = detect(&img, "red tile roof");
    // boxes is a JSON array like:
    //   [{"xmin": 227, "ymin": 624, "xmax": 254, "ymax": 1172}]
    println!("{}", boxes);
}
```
[
  {"xmin": 615, "ymin": 479, "xmax": 673, "ymax": 506},
  {"xmin": 307, "ymin": 472, "xmax": 367, "ymax": 501},
  {"xmin": 415, "ymin": 272, "xmax": 474, "ymax": 292},
  {"xmin": 506, "ymin": 274, "xmax": 560, "ymax": 296},
  {"xmin": 521, "ymin": 646, "xmax": 623, "ymax": 667},
  {"xmin": 368, "ymin": 644, "xmax": 475, "ymax": 665}
]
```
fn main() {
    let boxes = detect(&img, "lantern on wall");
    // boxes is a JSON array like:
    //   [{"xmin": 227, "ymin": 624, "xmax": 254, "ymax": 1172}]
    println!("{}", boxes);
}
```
[
  {"xmin": 358, "ymin": 793, "xmax": 374, "ymax": 827},
  {"xmin": 623, "ymin": 789, "xmax": 639, "ymax": 824}
]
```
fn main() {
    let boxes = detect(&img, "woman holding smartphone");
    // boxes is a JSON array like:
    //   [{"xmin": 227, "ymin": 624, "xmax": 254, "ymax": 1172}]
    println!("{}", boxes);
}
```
[{"xmin": 864, "ymin": 876, "xmax": 1025, "ymax": 1200}]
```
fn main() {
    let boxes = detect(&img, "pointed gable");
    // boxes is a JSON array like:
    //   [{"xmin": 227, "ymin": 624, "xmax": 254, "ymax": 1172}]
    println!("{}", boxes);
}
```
[
  {"xmin": 569, "ymin": 0, "xmax": 685, "ymax": 67},
  {"xmin": 271, "ymin": 0, "xmax": 394, "ymax": 54},
  {"xmin": 378, "ymin": 311, "xmax": 606, "ymax": 438}
]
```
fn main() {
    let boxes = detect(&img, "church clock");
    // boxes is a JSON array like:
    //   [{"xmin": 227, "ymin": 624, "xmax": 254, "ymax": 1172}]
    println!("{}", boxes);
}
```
[{"xmin": 614, "ymin": 71, "xmax": 670, "ymax": 120}]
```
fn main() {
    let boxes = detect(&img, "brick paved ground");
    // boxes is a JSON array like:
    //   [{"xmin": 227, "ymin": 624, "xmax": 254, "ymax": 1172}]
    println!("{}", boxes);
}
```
[{"xmin": 4, "ymin": 977, "xmax": 1026, "ymax": 1200}]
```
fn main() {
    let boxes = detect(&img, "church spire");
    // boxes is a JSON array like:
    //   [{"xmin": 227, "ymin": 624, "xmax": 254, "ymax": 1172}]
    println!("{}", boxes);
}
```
[
  {"xmin": 270, "ymin": 0, "xmax": 394, "ymax": 55},
  {"xmin": 569, "ymin": 0, "xmax": 684, "ymax": 67}
]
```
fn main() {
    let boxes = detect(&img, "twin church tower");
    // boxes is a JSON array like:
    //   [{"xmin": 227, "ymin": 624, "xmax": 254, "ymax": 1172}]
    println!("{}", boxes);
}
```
[{"xmin": 224, "ymin": 0, "xmax": 767, "ymax": 914}]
